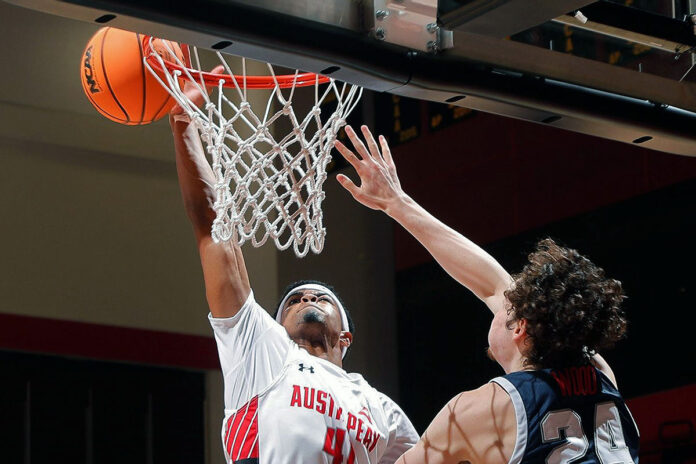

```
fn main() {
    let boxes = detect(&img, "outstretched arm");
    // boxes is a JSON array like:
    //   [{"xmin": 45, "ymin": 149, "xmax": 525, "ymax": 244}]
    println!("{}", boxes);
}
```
[
  {"xmin": 170, "ymin": 69, "xmax": 250, "ymax": 318},
  {"xmin": 335, "ymin": 125, "xmax": 512, "ymax": 314}
]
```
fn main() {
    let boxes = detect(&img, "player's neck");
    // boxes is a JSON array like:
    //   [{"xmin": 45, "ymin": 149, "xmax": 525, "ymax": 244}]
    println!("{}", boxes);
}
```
[
  {"xmin": 502, "ymin": 354, "xmax": 529, "ymax": 374},
  {"xmin": 293, "ymin": 336, "xmax": 343, "ymax": 368}
]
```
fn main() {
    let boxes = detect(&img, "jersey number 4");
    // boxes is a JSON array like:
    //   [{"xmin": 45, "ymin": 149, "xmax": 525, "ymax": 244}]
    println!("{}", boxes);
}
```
[
  {"xmin": 323, "ymin": 427, "xmax": 356, "ymax": 464},
  {"xmin": 541, "ymin": 402, "xmax": 635, "ymax": 463}
]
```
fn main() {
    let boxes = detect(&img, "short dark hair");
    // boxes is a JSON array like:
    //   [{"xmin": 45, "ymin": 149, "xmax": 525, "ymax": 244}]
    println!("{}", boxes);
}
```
[
  {"xmin": 504, "ymin": 238, "xmax": 627, "ymax": 369},
  {"xmin": 274, "ymin": 279, "xmax": 355, "ymax": 335}
]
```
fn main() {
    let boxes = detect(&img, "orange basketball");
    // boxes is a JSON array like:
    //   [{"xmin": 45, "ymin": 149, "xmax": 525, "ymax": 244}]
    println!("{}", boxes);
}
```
[{"xmin": 80, "ymin": 27, "xmax": 186, "ymax": 125}]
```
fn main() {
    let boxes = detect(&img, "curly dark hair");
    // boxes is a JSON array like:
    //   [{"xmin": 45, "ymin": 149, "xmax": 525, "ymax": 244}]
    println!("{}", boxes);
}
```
[{"xmin": 504, "ymin": 238, "xmax": 627, "ymax": 369}]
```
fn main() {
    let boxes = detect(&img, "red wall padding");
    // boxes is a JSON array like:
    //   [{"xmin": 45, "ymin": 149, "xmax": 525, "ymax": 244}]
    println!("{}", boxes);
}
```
[
  {"xmin": 391, "ymin": 112, "xmax": 696, "ymax": 270},
  {"xmin": 627, "ymin": 384, "xmax": 696, "ymax": 462},
  {"xmin": 0, "ymin": 312, "xmax": 219, "ymax": 369}
]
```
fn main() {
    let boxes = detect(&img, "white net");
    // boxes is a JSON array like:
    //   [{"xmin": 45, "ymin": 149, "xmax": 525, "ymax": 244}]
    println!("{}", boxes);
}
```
[{"xmin": 144, "ymin": 40, "xmax": 363, "ymax": 257}]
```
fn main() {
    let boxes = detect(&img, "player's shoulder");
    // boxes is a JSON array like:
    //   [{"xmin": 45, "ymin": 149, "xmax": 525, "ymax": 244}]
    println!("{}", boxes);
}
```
[
  {"xmin": 422, "ymin": 385, "xmax": 516, "ymax": 464},
  {"xmin": 450, "ymin": 382, "xmax": 512, "ymax": 417},
  {"xmin": 343, "ymin": 373, "xmax": 403, "ymax": 415},
  {"xmin": 459, "ymin": 383, "xmax": 517, "ymax": 440},
  {"xmin": 436, "ymin": 383, "xmax": 515, "ymax": 443},
  {"xmin": 345, "ymin": 371, "xmax": 384, "ymax": 395},
  {"xmin": 345, "ymin": 372, "xmax": 389, "ymax": 403},
  {"xmin": 346, "ymin": 371, "xmax": 367, "ymax": 383}
]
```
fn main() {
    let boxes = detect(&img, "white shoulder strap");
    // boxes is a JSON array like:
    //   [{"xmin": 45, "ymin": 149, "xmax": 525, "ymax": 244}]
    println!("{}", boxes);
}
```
[{"xmin": 490, "ymin": 377, "xmax": 528, "ymax": 464}]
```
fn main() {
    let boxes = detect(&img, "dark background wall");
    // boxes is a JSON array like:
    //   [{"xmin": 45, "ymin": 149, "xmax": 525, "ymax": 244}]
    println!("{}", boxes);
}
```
[{"xmin": 0, "ymin": 351, "xmax": 206, "ymax": 464}]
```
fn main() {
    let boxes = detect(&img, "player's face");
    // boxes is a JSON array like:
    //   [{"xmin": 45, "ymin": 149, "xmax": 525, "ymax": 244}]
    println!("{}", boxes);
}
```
[{"xmin": 279, "ymin": 289, "xmax": 344, "ymax": 340}]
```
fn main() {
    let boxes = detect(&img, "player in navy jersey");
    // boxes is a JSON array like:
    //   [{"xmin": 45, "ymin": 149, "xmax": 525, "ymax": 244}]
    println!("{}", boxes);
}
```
[{"xmin": 335, "ymin": 125, "xmax": 640, "ymax": 464}]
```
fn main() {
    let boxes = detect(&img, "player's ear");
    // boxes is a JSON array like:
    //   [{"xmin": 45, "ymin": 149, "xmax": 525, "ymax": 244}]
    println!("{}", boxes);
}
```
[
  {"xmin": 512, "ymin": 318, "xmax": 528, "ymax": 340},
  {"xmin": 339, "ymin": 331, "xmax": 353, "ymax": 349}
]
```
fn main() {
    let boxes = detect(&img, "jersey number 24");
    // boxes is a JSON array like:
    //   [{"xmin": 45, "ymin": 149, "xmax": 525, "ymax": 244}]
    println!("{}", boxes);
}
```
[{"xmin": 541, "ymin": 402, "xmax": 636, "ymax": 463}]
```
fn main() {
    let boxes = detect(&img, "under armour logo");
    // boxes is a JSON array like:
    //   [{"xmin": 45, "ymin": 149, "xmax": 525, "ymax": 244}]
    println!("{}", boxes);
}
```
[{"xmin": 298, "ymin": 363, "xmax": 315, "ymax": 373}]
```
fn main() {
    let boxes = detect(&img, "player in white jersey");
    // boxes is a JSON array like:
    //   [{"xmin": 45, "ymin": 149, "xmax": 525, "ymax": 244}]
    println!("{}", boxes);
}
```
[{"xmin": 169, "ymin": 73, "xmax": 418, "ymax": 464}]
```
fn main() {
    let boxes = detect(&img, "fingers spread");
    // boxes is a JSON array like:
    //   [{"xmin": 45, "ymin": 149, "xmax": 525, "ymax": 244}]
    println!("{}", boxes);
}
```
[
  {"xmin": 334, "ymin": 140, "xmax": 362, "ymax": 171},
  {"xmin": 336, "ymin": 174, "xmax": 360, "ymax": 197},
  {"xmin": 344, "ymin": 125, "xmax": 372, "ymax": 161},
  {"xmin": 379, "ymin": 135, "xmax": 394, "ymax": 166},
  {"xmin": 360, "ymin": 125, "xmax": 383, "ymax": 166}
]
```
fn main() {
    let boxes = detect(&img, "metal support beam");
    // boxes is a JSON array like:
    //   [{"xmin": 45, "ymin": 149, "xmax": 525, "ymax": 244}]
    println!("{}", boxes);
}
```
[
  {"xmin": 553, "ymin": 14, "xmax": 694, "ymax": 54},
  {"xmin": 444, "ymin": 30, "xmax": 696, "ymax": 112},
  {"xmin": 575, "ymin": 1, "xmax": 696, "ymax": 47},
  {"xmin": 399, "ymin": 52, "xmax": 696, "ymax": 156},
  {"xmin": 441, "ymin": 0, "xmax": 594, "ymax": 37},
  {"xmin": 4, "ymin": 0, "xmax": 696, "ymax": 156}
]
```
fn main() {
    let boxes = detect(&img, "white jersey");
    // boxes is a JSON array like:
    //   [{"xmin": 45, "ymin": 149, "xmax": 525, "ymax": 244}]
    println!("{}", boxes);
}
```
[{"xmin": 209, "ymin": 291, "xmax": 419, "ymax": 464}]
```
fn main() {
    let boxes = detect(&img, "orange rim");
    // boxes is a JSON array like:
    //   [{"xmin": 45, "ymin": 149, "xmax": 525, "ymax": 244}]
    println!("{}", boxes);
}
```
[{"xmin": 142, "ymin": 36, "xmax": 331, "ymax": 89}]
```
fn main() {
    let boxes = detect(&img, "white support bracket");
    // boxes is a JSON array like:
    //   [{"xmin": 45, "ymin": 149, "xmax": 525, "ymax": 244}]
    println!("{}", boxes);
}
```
[{"xmin": 373, "ymin": 0, "xmax": 453, "ymax": 52}]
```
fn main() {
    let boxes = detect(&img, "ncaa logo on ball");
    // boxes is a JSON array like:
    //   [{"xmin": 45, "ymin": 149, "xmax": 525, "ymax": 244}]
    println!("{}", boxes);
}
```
[{"xmin": 83, "ymin": 45, "xmax": 101, "ymax": 94}]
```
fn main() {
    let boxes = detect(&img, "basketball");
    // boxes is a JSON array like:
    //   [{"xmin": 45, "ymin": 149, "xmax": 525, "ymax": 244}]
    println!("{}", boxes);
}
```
[{"xmin": 80, "ymin": 27, "xmax": 186, "ymax": 125}]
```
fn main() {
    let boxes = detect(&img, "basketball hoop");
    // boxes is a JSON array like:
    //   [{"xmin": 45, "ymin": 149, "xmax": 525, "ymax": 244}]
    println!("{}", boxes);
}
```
[{"xmin": 142, "ymin": 37, "xmax": 362, "ymax": 257}]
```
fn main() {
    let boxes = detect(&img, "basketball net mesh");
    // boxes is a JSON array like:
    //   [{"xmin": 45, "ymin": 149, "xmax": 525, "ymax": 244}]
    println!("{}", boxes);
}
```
[{"xmin": 145, "ymin": 42, "xmax": 362, "ymax": 257}]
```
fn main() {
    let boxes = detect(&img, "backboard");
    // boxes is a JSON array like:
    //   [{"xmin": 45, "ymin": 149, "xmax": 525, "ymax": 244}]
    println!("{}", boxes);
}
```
[{"xmin": 5, "ymin": 0, "xmax": 696, "ymax": 155}]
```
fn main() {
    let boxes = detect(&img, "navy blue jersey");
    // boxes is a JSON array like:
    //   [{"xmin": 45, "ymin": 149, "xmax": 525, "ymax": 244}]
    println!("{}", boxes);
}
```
[{"xmin": 492, "ymin": 365, "xmax": 640, "ymax": 464}]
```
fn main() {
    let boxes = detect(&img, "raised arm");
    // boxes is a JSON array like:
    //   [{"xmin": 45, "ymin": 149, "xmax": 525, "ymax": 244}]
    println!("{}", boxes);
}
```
[
  {"xmin": 170, "ymin": 69, "xmax": 250, "ymax": 318},
  {"xmin": 334, "ymin": 125, "xmax": 512, "ymax": 313}
]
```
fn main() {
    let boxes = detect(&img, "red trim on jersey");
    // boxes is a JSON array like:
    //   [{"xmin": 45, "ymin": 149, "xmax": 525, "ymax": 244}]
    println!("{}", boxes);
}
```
[{"xmin": 225, "ymin": 396, "xmax": 260, "ymax": 462}]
